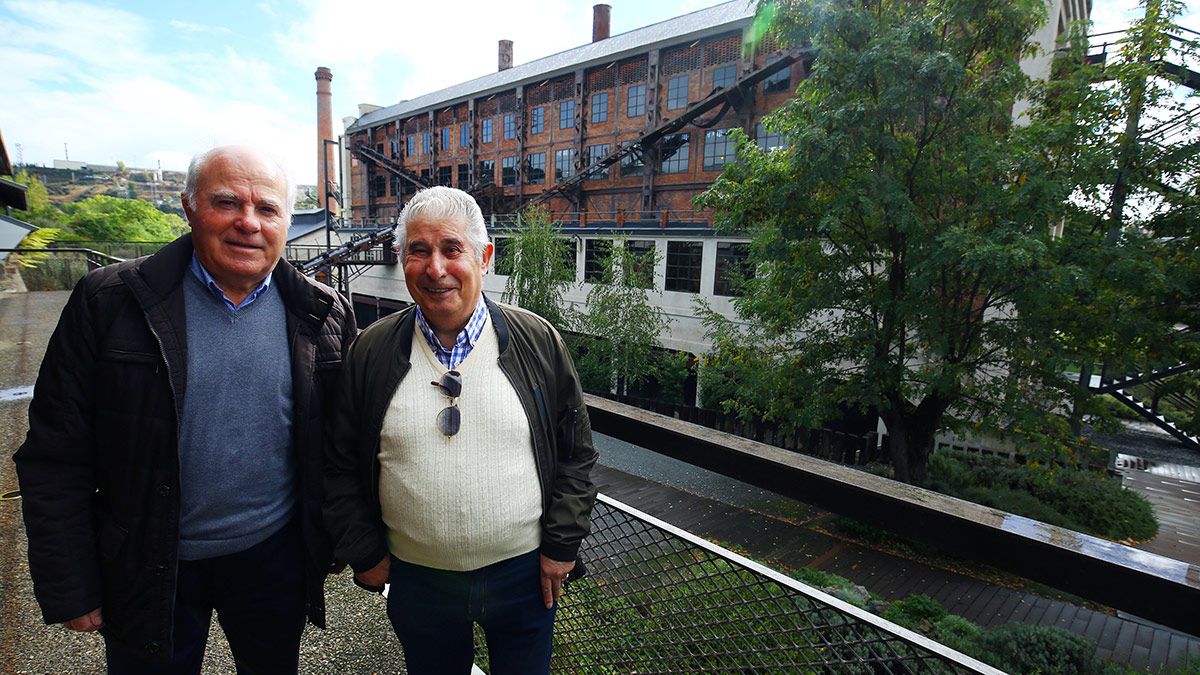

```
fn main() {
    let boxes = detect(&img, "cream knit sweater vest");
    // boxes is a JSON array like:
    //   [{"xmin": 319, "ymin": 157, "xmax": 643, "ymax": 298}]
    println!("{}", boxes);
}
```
[{"xmin": 378, "ymin": 315, "xmax": 542, "ymax": 571}]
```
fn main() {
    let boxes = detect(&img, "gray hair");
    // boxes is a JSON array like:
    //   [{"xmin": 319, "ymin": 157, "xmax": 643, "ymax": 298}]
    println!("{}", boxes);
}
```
[
  {"xmin": 394, "ymin": 186, "xmax": 490, "ymax": 263},
  {"xmin": 183, "ymin": 146, "xmax": 297, "ymax": 221}
]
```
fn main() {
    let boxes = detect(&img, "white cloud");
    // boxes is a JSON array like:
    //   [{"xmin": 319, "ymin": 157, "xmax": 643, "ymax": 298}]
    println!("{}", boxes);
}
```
[{"xmin": 168, "ymin": 19, "xmax": 233, "ymax": 35}]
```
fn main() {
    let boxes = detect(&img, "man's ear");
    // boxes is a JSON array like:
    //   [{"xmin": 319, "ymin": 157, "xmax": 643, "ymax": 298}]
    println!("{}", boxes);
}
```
[
  {"xmin": 481, "ymin": 242, "xmax": 495, "ymax": 270},
  {"xmin": 180, "ymin": 193, "xmax": 194, "ymax": 227}
]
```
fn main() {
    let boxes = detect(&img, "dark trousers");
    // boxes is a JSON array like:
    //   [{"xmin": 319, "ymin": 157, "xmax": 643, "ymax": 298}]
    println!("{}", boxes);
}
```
[
  {"xmin": 105, "ymin": 518, "xmax": 306, "ymax": 675},
  {"xmin": 386, "ymin": 550, "xmax": 556, "ymax": 675}
]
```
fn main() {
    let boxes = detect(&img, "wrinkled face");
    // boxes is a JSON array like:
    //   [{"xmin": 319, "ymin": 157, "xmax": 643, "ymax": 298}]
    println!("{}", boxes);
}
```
[
  {"xmin": 183, "ymin": 148, "xmax": 288, "ymax": 295},
  {"xmin": 403, "ymin": 215, "xmax": 493, "ymax": 339}
]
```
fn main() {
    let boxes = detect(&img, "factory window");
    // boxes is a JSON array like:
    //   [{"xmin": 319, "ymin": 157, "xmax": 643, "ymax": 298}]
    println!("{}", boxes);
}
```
[
  {"xmin": 626, "ymin": 84, "xmax": 646, "ymax": 117},
  {"xmin": 526, "ymin": 152, "xmax": 546, "ymax": 185},
  {"xmin": 703, "ymin": 128, "xmax": 736, "ymax": 170},
  {"xmin": 501, "ymin": 156, "xmax": 517, "ymax": 186},
  {"xmin": 665, "ymin": 241, "xmax": 702, "ymax": 293},
  {"xmin": 406, "ymin": 135, "xmax": 415, "ymax": 156},
  {"xmin": 481, "ymin": 118, "xmax": 493, "ymax": 143},
  {"xmin": 756, "ymin": 123, "xmax": 784, "ymax": 151},
  {"xmin": 457, "ymin": 163, "xmax": 470, "ymax": 187},
  {"xmin": 714, "ymin": 242, "xmax": 751, "ymax": 296},
  {"xmin": 558, "ymin": 239, "xmax": 578, "ymax": 280},
  {"xmin": 422, "ymin": 132, "xmax": 432, "ymax": 154},
  {"xmin": 591, "ymin": 92, "xmax": 609, "ymax": 123},
  {"xmin": 624, "ymin": 239, "xmax": 655, "ymax": 289},
  {"xmin": 620, "ymin": 146, "xmax": 644, "ymax": 177},
  {"xmin": 530, "ymin": 107, "xmax": 544, "ymax": 134},
  {"xmin": 370, "ymin": 173, "xmax": 386, "ymax": 199},
  {"xmin": 555, "ymin": 148, "xmax": 574, "ymax": 181},
  {"xmin": 712, "ymin": 64, "xmax": 736, "ymax": 91},
  {"xmin": 493, "ymin": 236, "xmax": 511, "ymax": 275},
  {"xmin": 660, "ymin": 133, "xmax": 690, "ymax": 174},
  {"xmin": 764, "ymin": 56, "xmax": 790, "ymax": 93},
  {"xmin": 504, "ymin": 113, "xmax": 516, "ymax": 140},
  {"xmin": 586, "ymin": 144, "xmax": 610, "ymax": 178},
  {"xmin": 478, "ymin": 159, "xmax": 495, "ymax": 185},
  {"xmin": 559, "ymin": 100, "xmax": 575, "ymax": 129},
  {"xmin": 389, "ymin": 174, "xmax": 400, "ymax": 197},
  {"xmin": 437, "ymin": 166, "xmax": 452, "ymax": 186},
  {"xmin": 440, "ymin": 128, "xmax": 451, "ymax": 151},
  {"xmin": 390, "ymin": 139, "xmax": 400, "ymax": 156},
  {"xmin": 584, "ymin": 239, "xmax": 613, "ymax": 283},
  {"xmin": 667, "ymin": 75, "xmax": 688, "ymax": 110},
  {"xmin": 460, "ymin": 122, "xmax": 469, "ymax": 147}
]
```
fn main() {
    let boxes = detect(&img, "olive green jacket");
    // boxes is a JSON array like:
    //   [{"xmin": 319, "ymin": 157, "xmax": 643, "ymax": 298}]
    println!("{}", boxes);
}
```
[{"xmin": 324, "ymin": 295, "xmax": 598, "ymax": 572}]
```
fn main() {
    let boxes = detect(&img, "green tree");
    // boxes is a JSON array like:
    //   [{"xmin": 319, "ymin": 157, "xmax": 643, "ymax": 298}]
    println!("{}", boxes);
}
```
[
  {"xmin": 573, "ymin": 240, "xmax": 674, "ymax": 397},
  {"xmin": 6, "ymin": 170, "xmax": 64, "ymax": 228},
  {"xmin": 500, "ymin": 205, "xmax": 576, "ymax": 331},
  {"xmin": 695, "ymin": 0, "xmax": 1189, "ymax": 483},
  {"xmin": 63, "ymin": 195, "xmax": 186, "ymax": 242}
]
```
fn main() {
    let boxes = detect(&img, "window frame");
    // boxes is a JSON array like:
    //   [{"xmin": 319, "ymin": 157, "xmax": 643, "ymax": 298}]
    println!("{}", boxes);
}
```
[
  {"xmin": 703, "ymin": 128, "xmax": 736, "ymax": 171},
  {"xmin": 664, "ymin": 240, "xmax": 703, "ymax": 293},
  {"xmin": 667, "ymin": 75, "xmax": 689, "ymax": 110},
  {"xmin": 501, "ymin": 156, "xmax": 517, "ymax": 186},
  {"xmin": 626, "ymin": 84, "xmax": 646, "ymax": 117},
  {"xmin": 591, "ymin": 91, "xmax": 609, "ymax": 124},
  {"xmin": 659, "ymin": 133, "xmax": 690, "ymax": 174}
]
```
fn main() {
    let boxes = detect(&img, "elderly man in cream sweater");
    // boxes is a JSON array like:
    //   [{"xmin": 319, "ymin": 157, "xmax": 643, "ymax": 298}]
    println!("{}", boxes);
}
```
[{"xmin": 325, "ymin": 186, "xmax": 598, "ymax": 675}]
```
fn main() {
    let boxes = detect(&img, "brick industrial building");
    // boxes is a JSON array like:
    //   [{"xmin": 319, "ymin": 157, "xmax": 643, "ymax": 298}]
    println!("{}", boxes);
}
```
[{"xmin": 303, "ymin": 0, "xmax": 1090, "ymax": 358}]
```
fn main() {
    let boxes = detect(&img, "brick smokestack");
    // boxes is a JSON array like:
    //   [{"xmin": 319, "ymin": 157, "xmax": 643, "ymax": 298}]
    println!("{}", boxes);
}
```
[
  {"xmin": 592, "ymin": 4, "xmax": 611, "ymax": 42},
  {"xmin": 498, "ymin": 40, "xmax": 513, "ymax": 71},
  {"xmin": 315, "ymin": 66, "xmax": 337, "ymax": 215}
]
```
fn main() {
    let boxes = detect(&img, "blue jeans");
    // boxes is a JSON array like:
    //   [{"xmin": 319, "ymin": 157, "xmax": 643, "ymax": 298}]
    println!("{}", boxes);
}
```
[
  {"xmin": 386, "ymin": 550, "xmax": 556, "ymax": 675},
  {"xmin": 105, "ymin": 518, "xmax": 306, "ymax": 674}
]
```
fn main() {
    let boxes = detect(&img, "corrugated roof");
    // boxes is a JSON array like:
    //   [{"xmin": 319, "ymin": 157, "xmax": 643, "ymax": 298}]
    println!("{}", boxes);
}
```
[
  {"xmin": 347, "ymin": 0, "xmax": 756, "ymax": 133},
  {"xmin": 288, "ymin": 208, "xmax": 328, "ymax": 241}
]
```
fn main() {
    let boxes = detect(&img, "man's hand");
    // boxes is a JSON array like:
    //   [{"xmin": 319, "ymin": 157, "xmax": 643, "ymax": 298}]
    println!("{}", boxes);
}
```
[
  {"xmin": 64, "ymin": 608, "xmax": 103, "ymax": 632},
  {"xmin": 354, "ymin": 557, "xmax": 390, "ymax": 592},
  {"xmin": 539, "ymin": 555, "xmax": 575, "ymax": 609}
]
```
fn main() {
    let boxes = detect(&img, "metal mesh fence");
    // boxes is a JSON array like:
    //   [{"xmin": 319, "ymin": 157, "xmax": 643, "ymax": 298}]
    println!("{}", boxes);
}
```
[{"xmin": 473, "ymin": 495, "xmax": 995, "ymax": 674}]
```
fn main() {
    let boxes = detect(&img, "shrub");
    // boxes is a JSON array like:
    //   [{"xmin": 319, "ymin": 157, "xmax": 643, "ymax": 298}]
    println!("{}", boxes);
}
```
[
  {"xmin": 974, "ymin": 623, "xmax": 1104, "ymax": 675},
  {"xmin": 931, "ymin": 615, "xmax": 981, "ymax": 655},
  {"xmin": 926, "ymin": 450, "xmax": 1157, "ymax": 541},
  {"xmin": 882, "ymin": 594, "xmax": 947, "ymax": 629}
]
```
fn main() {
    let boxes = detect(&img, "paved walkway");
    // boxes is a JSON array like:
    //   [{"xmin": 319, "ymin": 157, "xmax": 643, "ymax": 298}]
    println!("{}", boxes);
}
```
[{"xmin": 594, "ymin": 439, "xmax": 1200, "ymax": 672}]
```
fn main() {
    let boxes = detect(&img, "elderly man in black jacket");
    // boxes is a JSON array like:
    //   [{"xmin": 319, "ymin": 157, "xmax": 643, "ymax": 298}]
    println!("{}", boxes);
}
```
[{"xmin": 14, "ymin": 145, "xmax": 355, "ymax": 673}]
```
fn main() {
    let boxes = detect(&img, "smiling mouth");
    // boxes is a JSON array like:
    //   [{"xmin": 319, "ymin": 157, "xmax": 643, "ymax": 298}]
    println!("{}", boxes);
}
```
[{"xmin": 424, "ymin": 287, "xmax": 457, "ymax": 295}]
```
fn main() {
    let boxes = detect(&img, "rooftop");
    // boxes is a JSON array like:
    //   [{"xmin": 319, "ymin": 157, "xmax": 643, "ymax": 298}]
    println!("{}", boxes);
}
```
[{"xmin": 347, "ymin": 0, "xmax": 756, "ymax": 132}]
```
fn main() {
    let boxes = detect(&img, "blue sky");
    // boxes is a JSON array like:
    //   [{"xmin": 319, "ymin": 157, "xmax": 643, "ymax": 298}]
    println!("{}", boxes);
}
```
[{"xmin": 1, "ymin": 0, "xmax": 1193, "ymax": 185}]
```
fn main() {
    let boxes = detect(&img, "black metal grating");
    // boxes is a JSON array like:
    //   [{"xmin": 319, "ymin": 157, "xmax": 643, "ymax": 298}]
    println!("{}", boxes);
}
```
[
  {"xmin": 704, "ymin": 34, "xmax": 742, "ymax": 66},
  {"xmin": 472, "ymin": 496, "xmax": 991, "ymax": 674}
]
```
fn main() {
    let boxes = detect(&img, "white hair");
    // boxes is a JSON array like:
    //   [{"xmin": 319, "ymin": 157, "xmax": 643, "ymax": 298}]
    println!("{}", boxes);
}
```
[
  {"xmin": 394, "ymin": 186, "xmax": 490, "ymax": 263},
  {"xmin": 183, "ymin": 146, "xmax": 297, "ymax": 221}
]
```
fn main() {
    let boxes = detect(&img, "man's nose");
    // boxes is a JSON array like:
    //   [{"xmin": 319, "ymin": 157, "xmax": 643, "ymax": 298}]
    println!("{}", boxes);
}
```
[
  {"xmin": 427, "ymin": 252, "xmax": 447, "ymax": 277},
  {"xmin": 234, "ymin": 206, "xmax": 262, "ymax": 232}
]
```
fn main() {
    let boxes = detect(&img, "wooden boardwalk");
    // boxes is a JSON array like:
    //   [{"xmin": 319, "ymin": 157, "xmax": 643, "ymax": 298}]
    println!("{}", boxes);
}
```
[{"xmin": 593, "ymin": 464, "xmax": 1200, "ymax": 672}]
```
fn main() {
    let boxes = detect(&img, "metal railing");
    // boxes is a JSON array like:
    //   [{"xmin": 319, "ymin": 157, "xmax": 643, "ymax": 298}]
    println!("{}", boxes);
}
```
[
  {"xmin": 489, "ymin": 209, "xmax": 714, "ymax": 230},
  {"xmin": 473, "ymin": 495, "xmax": 999, "ymax": 674}
]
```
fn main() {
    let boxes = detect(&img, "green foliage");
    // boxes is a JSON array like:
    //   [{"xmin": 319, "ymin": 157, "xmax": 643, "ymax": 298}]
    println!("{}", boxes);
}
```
[
  {"xmin": 11, "ymin": 228, "xmax": 63, "ymax": 269},
  {"xmin": 6, "ymin": 170, "xmax": 64, "ymax": 227},
  {"xmin": 882, "ymin": 594, "xmax": 947, "ymax": 629},
  {"xmin": 930, "ymin": 615, "xmax": 982, "ymax": 656},
  {"xmin": 63, "ymin": 195, "xmax": 185, "ymax": 242},
  {"xmin": 974, "ymin": 623, "xmax": 1104, "ymax": 675},
  {"xmin": 697, "ymin": 0, "xmax": 1198, "ymax": 485},
  {"xmin": 573, "ymin": 239, "xmax": 675, "ymax": 397},
  {"xmin": 926, "ymin": 451, "xmax": 1158, "ymax": 541},
  {"xmin": 500, "ymin": 205, "xmax": 575, "ymax": 331}
]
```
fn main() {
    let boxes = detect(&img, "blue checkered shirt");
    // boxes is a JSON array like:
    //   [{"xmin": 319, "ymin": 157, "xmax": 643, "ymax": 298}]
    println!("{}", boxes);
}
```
[
  {"xmin": 415, "ymin": 295, "xmax": 489, "ymax": 370},
  {"xmin": 189, "ymin": 254, "xmax": 272, "ymax": 313}
]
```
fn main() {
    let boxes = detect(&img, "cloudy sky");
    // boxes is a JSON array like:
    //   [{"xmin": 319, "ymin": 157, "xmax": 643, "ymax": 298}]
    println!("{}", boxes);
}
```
[{"xmin": 1, "ymin": 0, "xmax": 1192, "ymax": 185}]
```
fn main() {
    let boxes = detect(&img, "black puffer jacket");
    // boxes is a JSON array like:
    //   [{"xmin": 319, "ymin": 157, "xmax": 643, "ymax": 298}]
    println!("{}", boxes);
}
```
[{"xmin": 14, "ymin": 235, "xmax": 356, "ymax": 662}]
